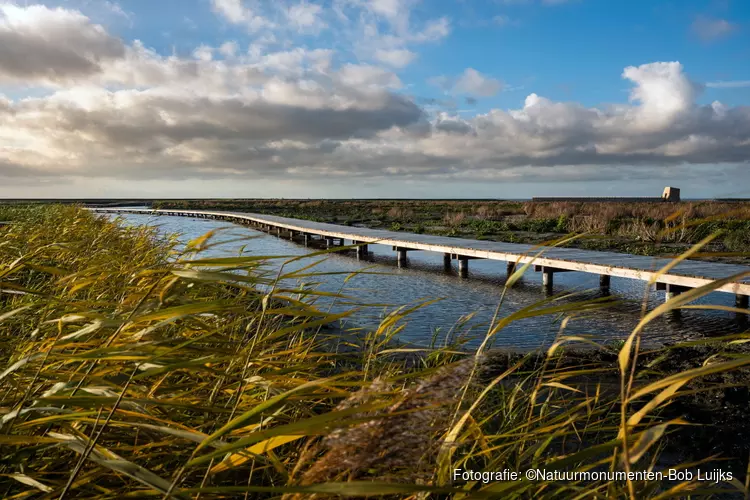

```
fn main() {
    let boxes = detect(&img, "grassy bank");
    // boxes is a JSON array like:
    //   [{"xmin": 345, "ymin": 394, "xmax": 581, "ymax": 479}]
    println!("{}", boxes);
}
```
[
  {"xmin": 153, "ymin": 199, "xmax": 750, "ymax": 263},
  {"xmin": 2, "ymin": 205, "xmax": 750, "ymax": 498}
]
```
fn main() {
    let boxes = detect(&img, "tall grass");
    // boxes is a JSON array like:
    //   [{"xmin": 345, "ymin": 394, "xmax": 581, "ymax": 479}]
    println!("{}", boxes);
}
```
[
  {"xmin": 1, "ymin": 205, "xmax": 750, "ymax": 498},
  {"xmin": 525, "ymin": 201, "xmax": 750, "ymax": 243}
]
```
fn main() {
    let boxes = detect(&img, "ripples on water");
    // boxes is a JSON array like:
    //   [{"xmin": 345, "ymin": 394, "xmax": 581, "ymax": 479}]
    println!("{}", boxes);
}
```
[{"xmin": 112, "ymin": 213, "xmax": 747, "ymax": 351}]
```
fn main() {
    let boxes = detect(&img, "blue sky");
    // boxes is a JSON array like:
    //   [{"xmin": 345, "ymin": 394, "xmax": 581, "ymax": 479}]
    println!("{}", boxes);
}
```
[
  {"xmin": 0, "ymin": 0, "xmax": 749, "ymax": 198},
  {"xmin": 106, "ymin": 0, "xmax": 750, "ymax": 108}
]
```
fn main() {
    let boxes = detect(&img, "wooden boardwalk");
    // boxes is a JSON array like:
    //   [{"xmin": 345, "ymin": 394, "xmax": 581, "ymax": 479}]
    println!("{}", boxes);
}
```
[{"xmin": 94, "ymin": 208, "xmax": 750, "ymax": 303}]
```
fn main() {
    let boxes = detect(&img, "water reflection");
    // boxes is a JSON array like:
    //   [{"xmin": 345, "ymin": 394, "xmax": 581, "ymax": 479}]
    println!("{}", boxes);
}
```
[{"xmin": 111, "ymin": 213, "xmax": 747, "ymax": 350}]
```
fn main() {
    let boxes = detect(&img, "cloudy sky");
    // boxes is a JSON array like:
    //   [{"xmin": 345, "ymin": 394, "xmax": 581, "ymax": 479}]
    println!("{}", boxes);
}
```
[{"xmin": 1, "ymin": 0, "xmax": 749, "ymax": 199}]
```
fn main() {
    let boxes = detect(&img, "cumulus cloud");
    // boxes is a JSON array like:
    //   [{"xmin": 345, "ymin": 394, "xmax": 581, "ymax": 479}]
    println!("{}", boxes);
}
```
[
  {"xmin": 622, "ymin": 61, "xmax": 701, "ymax": 126},
  {"xmin": 0, "ymin": 4, "xmax": 748, "ymax": 189},
  {"xmin": 0, "ymin": 3, "xmax": 125, "ymax": 83}
]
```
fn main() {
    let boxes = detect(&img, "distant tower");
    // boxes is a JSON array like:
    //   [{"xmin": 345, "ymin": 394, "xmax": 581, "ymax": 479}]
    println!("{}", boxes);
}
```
[{"xmin": 662, "ymin": 186, "xmax": 681, "ymax": 202}]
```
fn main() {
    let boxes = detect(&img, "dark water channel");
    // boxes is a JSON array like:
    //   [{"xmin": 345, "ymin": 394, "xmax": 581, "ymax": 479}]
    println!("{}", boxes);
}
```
[{"xmin": 113, "ymin": 213, "xmax": 747, "ymax": 351}]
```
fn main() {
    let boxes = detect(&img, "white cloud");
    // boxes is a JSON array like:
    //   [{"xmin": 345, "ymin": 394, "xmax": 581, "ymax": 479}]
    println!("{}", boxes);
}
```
[
  {"xmin": 0, "ymin": 3, "xmax": 125, "ymax": 83},
  {"xmin": 453, "ymin": 68, "xmax": 503, "ymax": 97},
  {"xmin": 368, "ymin": 0, "xmax": 407, "ymax": 19},
  {"xmin": 374, "ymin": 48, "xmax": 416, "ymax": 68},
  {"xmin": 218, "ymin": 41, "xmax": 239, "ymax": 58},
  {"xmin": 103, "ymin": 1, "xmax": 132, "ymax": 21},
  {"xmin": 411, "ymin": 17, "xmax": 451, "ymax": 42},
  {"xmin": 211, "ymin": 0, "xmax": 272, "ymax": 32},
  {"xmin": 258, "ymin": 47, "xmax": 333, "ymax": 75},
  {"xmin": 286, "ymin": 2, "xmax": 326, "ymax": 33},
  {"xmin": 336, "ymin": 63, "xmax": 402, "ymax": 89},
  {"xmin": 430, "ymin": 68, "xmax": 504, "ymax": 97},
  {"xmin": 0, "ymin": 4, "xmax": 748, "ymax": 190},
  {"xmin": 211, "ymin": 0, "xmax": 245, "ymax": 23},
  {"xmin": 193, "ymin": 45, "xmax": 213, "ymax": 62},
  {"xmin": 622, "ymin": 61, "xmax": 699, "ymax": 126},
  {"xmin": 92, "ymin": 40, "xmax": 268, "ymax": 91}
]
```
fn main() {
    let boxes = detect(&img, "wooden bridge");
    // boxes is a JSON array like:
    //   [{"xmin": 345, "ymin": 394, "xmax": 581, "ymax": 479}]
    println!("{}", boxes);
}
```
[{"xmin": 93, "ymin": 208, "xmax": 750, "ymax": 306}]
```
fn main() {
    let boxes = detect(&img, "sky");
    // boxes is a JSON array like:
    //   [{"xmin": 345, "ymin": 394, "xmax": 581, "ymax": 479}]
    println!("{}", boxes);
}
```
[{"xmin": 0, "ymin": 0, "xmax": 749, "ymax": 199}]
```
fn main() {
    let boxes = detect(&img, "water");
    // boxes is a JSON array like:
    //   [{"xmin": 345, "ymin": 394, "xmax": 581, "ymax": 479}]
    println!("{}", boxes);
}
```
[{"xmin": 112, "ymin": 213, "xmax": 747, "ymax": 351}]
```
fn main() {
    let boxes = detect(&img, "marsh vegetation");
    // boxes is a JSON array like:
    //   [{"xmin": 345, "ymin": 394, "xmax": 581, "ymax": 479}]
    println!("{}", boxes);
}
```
[
  {"xmin": 154, "ymin": 199, "xmax": 750, "ymax": 263},
  {"xmin": 2, "ymin": 205, "xmax": 750, "ymax": 498}
]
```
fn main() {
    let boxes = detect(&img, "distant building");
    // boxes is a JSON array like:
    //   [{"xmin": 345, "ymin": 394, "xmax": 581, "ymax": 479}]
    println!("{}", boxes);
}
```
[
  {"xmin": 662, "ymin": 186, "xmax": 680, "ymax": 202},
  {"xmin": 532, "ymin": 186, "xmax": 682, "ymax": 203}
]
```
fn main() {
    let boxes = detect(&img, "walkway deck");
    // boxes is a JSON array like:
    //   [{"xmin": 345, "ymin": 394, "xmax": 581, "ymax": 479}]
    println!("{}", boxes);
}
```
[{"xmin": 93, "ymin": 208, "xmax": 750, "ymax": 301}]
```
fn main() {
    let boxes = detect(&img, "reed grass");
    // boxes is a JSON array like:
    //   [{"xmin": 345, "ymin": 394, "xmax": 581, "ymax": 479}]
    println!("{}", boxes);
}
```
[{"xmin": 1, "ymin": 205, "xmax": 749, "ymax": 498}]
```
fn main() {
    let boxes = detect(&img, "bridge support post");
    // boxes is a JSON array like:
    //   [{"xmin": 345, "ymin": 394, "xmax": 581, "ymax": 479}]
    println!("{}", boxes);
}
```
[
  {"xmin": 599, "ymin": 275, "xmax": 611, "ymax": 291},
  {"xmin": 507, "ymin": 261, "xmax": 516, "ymax": 276},
  {"xmin": 289, "ymin": 230, "xmax": 295, "ymax": 240},
  {"xmin": 326, "ymin": 237, "xmax": 334, "ymax": 248},
  {"xmin": 303, "ymin": 234, "xmax": 310, "ymax": 246},
  {"xmin": 542, "ymin": 270, "xmax": 553, "ymax": 290},
  {"xmin": 458, "ymin": 257, "xmax": 469, "ymax": 278},
  {"xmin": 661, "ymin": 283, "xmax": 690, "ymax": 302},
  {"xmin": 443, "ymin": 253, "xmax": 452, "ymax": 271},
  {"xmin": 356, "ymin": 242, "xmax": 368, "ymax": 260},
  {"xmin": 534, "ymin": 265, "xmax": 574, "ymax": 292},
  {"xmin": 736, "ymin": 294, "xmax": 749, "ymax": 308},
  {"xmin": 397, "ymin": 248, "xmax": 408, "ymax": 268}
]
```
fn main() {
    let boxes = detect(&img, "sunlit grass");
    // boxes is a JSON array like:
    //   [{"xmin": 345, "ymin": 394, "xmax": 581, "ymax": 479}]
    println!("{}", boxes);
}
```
[{"xmin": 1, "ymin": 205, "xmax": 749, "ymax": 498}]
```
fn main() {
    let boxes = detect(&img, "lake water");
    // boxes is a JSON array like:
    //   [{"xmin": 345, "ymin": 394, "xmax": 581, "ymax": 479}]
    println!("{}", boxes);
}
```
[{"xmin": 112, "ymin": 212, "xmax": 747, "ymax": 351}]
